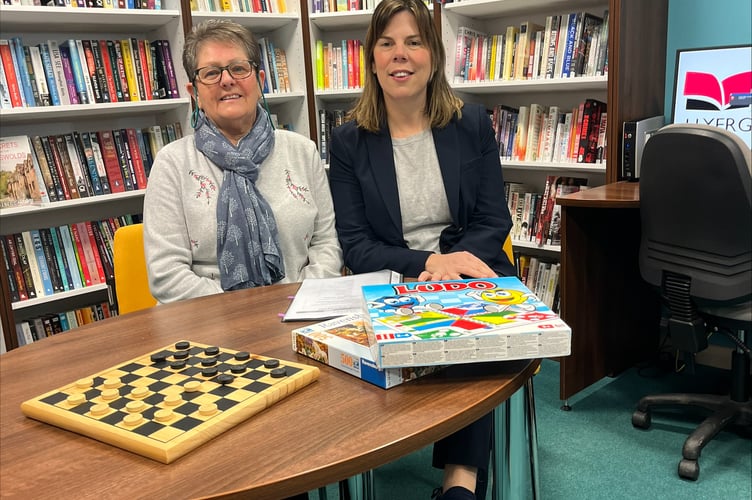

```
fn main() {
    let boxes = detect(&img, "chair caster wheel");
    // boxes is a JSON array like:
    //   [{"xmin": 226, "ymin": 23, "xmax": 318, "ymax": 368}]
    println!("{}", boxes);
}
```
[
  {"xmin": 678, "ymin": 458, "xmax": 699, "ymax": 481},
  {"xmin": 632, "ymin": 410, "xmax": 651, "ymax": 429}
]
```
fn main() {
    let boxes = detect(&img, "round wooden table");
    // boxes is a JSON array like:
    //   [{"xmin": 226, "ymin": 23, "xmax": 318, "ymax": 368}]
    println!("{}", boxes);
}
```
[{"xmin": 0, "ymin": 282, "xmax": 539, "ymax": 499}]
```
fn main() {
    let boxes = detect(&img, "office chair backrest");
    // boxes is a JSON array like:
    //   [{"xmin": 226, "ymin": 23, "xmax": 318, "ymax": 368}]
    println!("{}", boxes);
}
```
[
  {"xmin": 113, "ymin": 223, "xmax": 157, "ymax": 314},
  {"xmin": 639, "ymin": 123, "xmax": 752, "ymax": 305}
]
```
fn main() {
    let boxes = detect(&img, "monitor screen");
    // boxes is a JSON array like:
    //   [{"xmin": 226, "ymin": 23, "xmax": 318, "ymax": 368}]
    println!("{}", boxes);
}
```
[{"xmin": 671, "ymin": 44, "xmax": 752, "ymax": 149}]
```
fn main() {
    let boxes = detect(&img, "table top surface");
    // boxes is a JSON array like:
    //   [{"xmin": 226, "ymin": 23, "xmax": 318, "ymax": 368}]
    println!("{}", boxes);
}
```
[
  {"xmin": 556, "ymin": 181, "xmax": 640, "ymax": 208},
  {"xmin": 0, "ymin": 282, "xmax": 538, "ymax": 500}
]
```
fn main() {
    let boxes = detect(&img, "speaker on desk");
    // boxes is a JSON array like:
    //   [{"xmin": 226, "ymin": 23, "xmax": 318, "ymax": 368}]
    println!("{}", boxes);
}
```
[{"xmin": 621, "ymin": 115, "xmax": 665, "ymax": 181}]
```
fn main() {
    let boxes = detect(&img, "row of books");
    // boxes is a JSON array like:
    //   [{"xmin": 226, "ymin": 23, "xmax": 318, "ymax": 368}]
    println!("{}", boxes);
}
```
[
  {"xmin": 0, "ymin": 215, "xmax": 140, "ymax": 303},
  {"xmin": 493, "ymin": 98, "xmax": 607, "ymax": 164},
  {"xmin": 453, "ymin": 10, "xmax": 608, "ymax": 84},
  {"xmin": 0, "ymin": 126, "xmax": 181, "ymax": 207},
  {"xmin": 317, "ymin": 107, "xmax": 346, "ymax": 162},
  {"xmin": 505, "ymin": 176, "xmax": 588, "ymax": 248},
  {"xmin": 515, "ymin": 255, "xmax": 561, "ymax": 313},
  {"xmin": 0, "ymin": 36, "xmax": 179, "ymax": 109},
  {"xmin": 189, "ymin": 0, "xmax": 287, "ymax": 13},
  {"xmin": 3, "ymin": 0, "xmax": 163, "ymax": 7},
  {"xmin": 257, "ymin": 37, "xmax": 291, "ymax": 94},
  {"xmin": 14, "ymin": 300, "xmax": 117, "ymax": 347},
  {"xmin": 314, "ymin": 39, "xmax": 364, "ymax": 92}
]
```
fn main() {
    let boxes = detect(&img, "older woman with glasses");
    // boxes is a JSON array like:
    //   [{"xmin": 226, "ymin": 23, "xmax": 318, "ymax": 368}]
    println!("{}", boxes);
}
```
[{"xmin": 143, "ymin": 19, "xmax": 342, "ymax": 304}]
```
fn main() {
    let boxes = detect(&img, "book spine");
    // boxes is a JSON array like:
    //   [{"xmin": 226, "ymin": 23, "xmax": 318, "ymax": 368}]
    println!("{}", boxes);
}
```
[
  {"xmin": 2, "ymin": 235, "xmax": 27, "ymax": 301},
  {"xmin": 58, "ymin": 225, "xmax": 84, "ymax": 289},
  {"xmin": 89, "ymin": 39, "xmax": 110, "ymax": 103},
  {"xmin": 136, "ymin": 39, "xmax": 154, "ymax": 100},
  {"xmin": 46, "ymin": 227, "xmax": 73, "ymax": 291},
  {"xmin": 89, "ymin": 221, "xmax": 114, "ymax": 281},
  {"xmin": 159, "ymin": 39, "xmax": 179, "ymax": 98},
  {"xmin": 119, "ymin": 39, "xmax": 140, "ymax": 101},
  {"xmin": 135, "ymin": 128, "xmax": 153, "ymax": 176},
  {"xmin": 96, "ymin": 130, "xmax": 126, "ymax": 192},
  {"xmin": 0, "ymin": 40, "xmax": 24, "ymax": 107},
  {"xmin": 27, "ymin": 230, "xmax": 54, "ymax": 296},
  {"xmin": 98, "ymin": 40, "xmax": 119, "ymax": 102},
  {"xmin": 38, "ymin": 228, "xmax": 64, "ymax": 292},
  {"xmin": 31, "ymin": 45, "xmax": 56, "ymax": 106},
  {"xmin": 83, "ymin": 222, "xmax": 106, "ymax": 284},
  {"xmin": 44, "ymin": 41, "xmax": 69, "ymax": 105},
  {"xmin": 87, "ymin": 131, "xmax": 112, "ymax": 194},
  {"xmin": 70, "ymin": 223, "xmax": 95, "ymax": 286},
  {"xmin": 13, "ymin": 233, "xmax": 37, "ymax": 299},
  {"xmin": 129, "ymin": 38, "xmax": 147, "ymax": 100},
  {"xmin": 125, "ymin": 128, "xmax": 148, "ymax": 189},
  {"xmin": 63, "ymin": 40, "xmax": 89, "ymax": 104},
  {"xmin": 112, "ymin": 129, "xmax": 135, "ymax": 190},
  {"xmin": 1, "ymin": 236, "xmax": 21, "ymax": 303},
  {"xmin": 21, "ymin": 44, "xmax": 42, "ymax": 106},
  {"xmin": 56, "ymin": 42, "xmax": 80, "ymax": 105},
  {"xmin": 108, "ymin": 40, "xmax": 129, "ymax": 101},
  {"xmin": 62, "ymin": 133, "xmax": 90, "ymax": 198},
  {"xmin": 0, "ymin": 49, "xmax": 13, "ymax": 108},
  {"xmin": 75, "ymin": 39, "xmax": 97, "ymax": 103},
  {"xmin": 10, "ymin": 37, "xmax": 35, "ymax": 106}
]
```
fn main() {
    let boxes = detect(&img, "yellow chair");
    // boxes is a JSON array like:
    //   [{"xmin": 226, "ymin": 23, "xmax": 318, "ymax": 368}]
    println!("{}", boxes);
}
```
[
  {"xmin": 503, "ymin": 233, "xmax": 514, "ymax": 265},
  {"xmin": 113, "ymin": 223, "xmax": 157, "ymax": 315}
]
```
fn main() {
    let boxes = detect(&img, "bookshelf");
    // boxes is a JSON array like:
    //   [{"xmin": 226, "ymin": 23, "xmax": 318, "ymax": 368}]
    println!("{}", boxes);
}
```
[
  {"xmin": 188, "ymin": 4, "xmax": 311, "ymax": 135},
  {"xmin": 0, "ymin": 3, "xmax": 192, "ymax": 350}
]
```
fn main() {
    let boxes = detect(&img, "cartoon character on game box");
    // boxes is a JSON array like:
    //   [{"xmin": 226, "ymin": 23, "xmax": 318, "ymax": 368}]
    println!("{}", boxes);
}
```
[{"xmin": 367, "ymin": 294, "xmax": 443, "ymax": 316}]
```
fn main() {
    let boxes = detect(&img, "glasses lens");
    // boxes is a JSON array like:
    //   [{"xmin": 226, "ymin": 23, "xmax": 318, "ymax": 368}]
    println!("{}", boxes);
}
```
[
  {"xmin": 197, "ymin": 61, "xmax": 253, "ymax": 84},
  {"xmin": 229, "ymin": 62, "xmax": 253, "ymax": 79}
]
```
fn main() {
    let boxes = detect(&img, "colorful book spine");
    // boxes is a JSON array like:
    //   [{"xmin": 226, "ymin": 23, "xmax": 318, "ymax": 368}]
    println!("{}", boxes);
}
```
[
  {"xmin": 13, "ymin": 233, "xmax": 38, "ymax": 299},
  {"xmin": 0, "ymin": 39, "xmax": 24, "ymax": 107},
  {"xmin": 27, "ymin": 230, "xmax": 54, "ymax": 296},
  {"xmin": 30, "ymin": 45, "xmax": 56, "ymax": 106},
  {"xmin": 62, "ymin": 40, "xmax": 89, "ymax": 104},
  {"xmin": 58, "ymin": 225, "xmax": 84, "ymax": 289},
  {"xmin": 10, "ymin": 37, "xmax": 34, "ymax": 107}
]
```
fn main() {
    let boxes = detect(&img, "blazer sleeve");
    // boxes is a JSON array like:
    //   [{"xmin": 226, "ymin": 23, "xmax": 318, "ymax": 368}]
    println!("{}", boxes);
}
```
[{"xmin": 329, "ymin": 123, "xmax": 433, "ymax": 277}]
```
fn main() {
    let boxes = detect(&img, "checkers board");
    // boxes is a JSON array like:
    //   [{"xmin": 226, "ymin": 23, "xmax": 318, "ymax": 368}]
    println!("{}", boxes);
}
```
[{"xmin": 20, "ymin": 341, "xmax": 320, "ymax": 464}]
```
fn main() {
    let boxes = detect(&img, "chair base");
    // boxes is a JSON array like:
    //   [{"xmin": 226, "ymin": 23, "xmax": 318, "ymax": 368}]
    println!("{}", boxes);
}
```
[{"xmin": 632, "ymin": 393, "xmax": 752, "ymax": 481}]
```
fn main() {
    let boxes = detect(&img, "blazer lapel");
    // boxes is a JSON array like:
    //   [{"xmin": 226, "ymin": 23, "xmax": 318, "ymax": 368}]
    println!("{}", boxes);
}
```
[
  {"xmin": 433, "ymin": 123, "xmax": 460, "ymax": 221},
  {"xmin": 366, "ymin": 130, "xmax": 402, "ymax": 232}
]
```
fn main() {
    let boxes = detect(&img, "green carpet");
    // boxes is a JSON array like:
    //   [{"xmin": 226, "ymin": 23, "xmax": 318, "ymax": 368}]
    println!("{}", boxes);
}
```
[{"xmin": 327, "ymin": 358, "xmax": 751, "ymax": 499}]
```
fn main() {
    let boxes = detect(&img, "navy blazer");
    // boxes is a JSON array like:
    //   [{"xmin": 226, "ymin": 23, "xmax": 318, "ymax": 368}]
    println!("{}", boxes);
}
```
[{"xmin": 328, "ymin": 103, "xmax": 515, "ymax": 278}]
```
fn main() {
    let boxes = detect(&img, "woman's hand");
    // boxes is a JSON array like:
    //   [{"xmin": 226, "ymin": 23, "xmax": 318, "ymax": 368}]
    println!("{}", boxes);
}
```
[{"xmin": 418, "ymin": 251, "xmax": 496, "ymax": 281}]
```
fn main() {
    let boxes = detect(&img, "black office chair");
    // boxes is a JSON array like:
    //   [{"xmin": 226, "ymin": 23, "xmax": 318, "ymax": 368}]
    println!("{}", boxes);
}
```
[{"xmin": 631, "ymin": 123, "xmax": 752, "ymax": 481}]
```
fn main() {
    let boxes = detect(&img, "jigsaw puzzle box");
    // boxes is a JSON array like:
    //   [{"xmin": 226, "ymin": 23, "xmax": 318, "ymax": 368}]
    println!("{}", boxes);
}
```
[
  {"xmin": 361, "ymin": 276, "xmax": 571, "ymax": 369},
  {"xmin": 291, "ymin": 314, "xmax": 443, "ymax": 389}
]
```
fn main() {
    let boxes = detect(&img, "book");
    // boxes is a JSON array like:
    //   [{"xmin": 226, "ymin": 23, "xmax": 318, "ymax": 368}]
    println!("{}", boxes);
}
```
[
  {"xmin": 112, "ymin": 129, "xmax": 135, "ymax": 190},
  {"xmin": 10, "ymin": 37, "xmax": 35, "ymax": 107},
  {"xmin": 570, "ymin": 13, "xmax": 602, "ymax": 77},
  {"xmin": 13, "ymin": 233, "xmax": 38, "ymax": 299},
  {"xmin": 57, "ymin": 41, "xmax": 80, "ymax": 105},
  {"xmin": 29, "ymin": 45, "xmax": 53, "ymax": 106},
  {"xmin": 0, "ymin": 50, "xmax": 13, "ymax": 109},
  {"xmin": 38, "ymin": 227, "xmax": 65, "ymax": 293},
  {"xmin": 52, "ymin": 135, "xmax": 80, "ymax": 199},
  {"xmin": 2, "ymin": 235, "xmax": 27, "ymax": 301},
  {"xmin": 125, "ymin": 128, "xmax": 148, "ymax": 189},
  {"xmin": 0, "ymin": 40, "xmax": 23, "ymax": 107},
  {"xmin": 80, "ymin": 39, "xmax": 103, "ymax": 103},
  {"xmin": 157, "ymin": 38, "xmax": 179, "ymax": 98},
  {"xmin": 96, "ymin": 130, "xmax": 126, "ymax": 193},
  {"xmin": 73, "ymin": 222, "xmax": 101, "ymax": 285},
  {"xmin": 283, "ymin": 270, "xmax": 402, "ymax": 322},
  {"xmin": 63, "ymin": 39, "xmax": 90, "ymax": 104},
  {"xmin": 0, "ymin": 135, "xmax": 45, "ymax": 207},
  {"xmin": 109, "ymin": 39, "xmax": 130, "ymax": 101},
  {"xmin": 1, "ymin": 236, "xmax": 20, "ymax": 303},
  {"xmin": 64, "ymin": 133, "xmax": 92, "ymax": 197},
  {"xmin": 44, "ymin": 40, "xmax": 71, "ymax": 106},
  {"xmin": 57, "ymin": 224, "xmax": 84, "ymax": 290},
  {"xmin": 361, "ymin": 277, "xmax": 571, "ymax": 369},
  {"xmin": 27, "ymin": 230, "xmax": 55, "ymax": 296},
  {"xmin": 119, "ymin": 39, "xmax": 140, "ymax": 101},
  {"xmin": 292, "ymin": 313, "xmax": 445, "ymax": 389},
  {"xmin": 40, "ymin": 135, "xmax": 70, "ymax": 200},
  {"xmin": 576, "ymin": 99, "xmax": 606, "ymax": 163}
]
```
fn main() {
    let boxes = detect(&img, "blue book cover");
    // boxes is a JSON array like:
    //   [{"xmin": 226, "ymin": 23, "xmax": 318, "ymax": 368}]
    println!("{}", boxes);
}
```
[
  {"xmin": 10, "ymin": 37, "xmax": 34, "ymax": 107},
  {"xmin": 58, "ymin": 225, "xmax": 84, "ymax": 289},
  {"xmin": 62, "ymin": 39, "xmax": 89, "ymax": 104},
  {"xmin": 29, "ymin": 230, "xmax": 54, "ymax": 296},
  {"xmin": 49, "ymin": 226, "xmax": 74, "ymax": 291},
  {"xmin": 560, "ymin": 12, "xmax": 579, "ymax": 78}
]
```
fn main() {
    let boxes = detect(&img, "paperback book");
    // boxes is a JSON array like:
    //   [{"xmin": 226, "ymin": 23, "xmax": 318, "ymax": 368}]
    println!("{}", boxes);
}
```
[
  {"xmin": 291, "ymin": 313, "xmax": 443, "ymax": 389},
  {"xmin": 361, "ymin": 276, "xmax": 571, "ymax": 369},
  {"xmin": 0, "ymin": 135, "xmax": 47, "ymax": 208}
]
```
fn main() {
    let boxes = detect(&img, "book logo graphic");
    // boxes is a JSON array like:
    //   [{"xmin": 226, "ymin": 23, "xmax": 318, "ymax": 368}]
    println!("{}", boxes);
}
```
[{"xmin": 682, "ymin": 70, "xmax": 752, "ymax": 110}]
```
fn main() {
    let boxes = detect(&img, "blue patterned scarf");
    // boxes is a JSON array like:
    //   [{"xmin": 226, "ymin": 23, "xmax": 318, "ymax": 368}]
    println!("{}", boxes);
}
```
[{"xmin": 194, "ymin": 105, "xmax": 285, "ymax": 290}]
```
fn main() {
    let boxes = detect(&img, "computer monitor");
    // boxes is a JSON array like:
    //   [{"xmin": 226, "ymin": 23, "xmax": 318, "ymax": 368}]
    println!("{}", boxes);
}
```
[{"xmin": 670, "ymin": 44, "xmax": 752, "ymax": 149}]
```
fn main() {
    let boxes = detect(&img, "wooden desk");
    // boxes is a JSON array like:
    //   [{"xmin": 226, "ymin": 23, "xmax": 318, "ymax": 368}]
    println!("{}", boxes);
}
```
[
  {"xmin": 557, "ymin": 181, "xmax": 660, "ymax": 402},
  {"xmin": 0, "ymin": 282, "xmax": 539, "ymax": 499}
]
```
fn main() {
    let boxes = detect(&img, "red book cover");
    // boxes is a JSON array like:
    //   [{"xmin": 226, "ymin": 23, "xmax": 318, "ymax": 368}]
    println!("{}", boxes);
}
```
[
  {"xmin": 137, "ymin": 39, "xmax": 153, "ymax": 100},
  {"xmin": 108, "ymin": 40, "xmax": 129, "ymax": 101},
  {"xmin": 0, "ymin": 40, "xmax": 24, "ymax": 107},
  {"xmin": 74, "ymin": 222, "xmax": 101, "ymax": 285},
  {"xmin": 69, "ymin": 222, "xmax": 93, "ymax": 287},
  {"xmin": 125, "ymin": 128, "xmax": 148, "ymax": 189},
  {"xmin": 85, "ymin": 221, "xmax": 108, "ymax": 284},
  {"xmin": 96, "ymin": 130, "xmax": 126, "ymax": 193}
]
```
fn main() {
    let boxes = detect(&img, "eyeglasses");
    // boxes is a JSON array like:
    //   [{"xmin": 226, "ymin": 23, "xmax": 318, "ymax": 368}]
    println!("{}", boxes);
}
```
[{"xmin": 194, "ymin": 60, "xmax": 256, "ymax": 85}]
